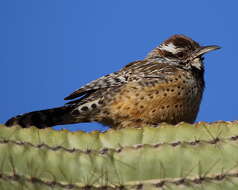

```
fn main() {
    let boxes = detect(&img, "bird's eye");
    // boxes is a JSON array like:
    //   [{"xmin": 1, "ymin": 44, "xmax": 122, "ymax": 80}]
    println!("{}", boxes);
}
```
[{"xmin": 176, "ymin": 52, "xmax": 185, "ymax": 58}]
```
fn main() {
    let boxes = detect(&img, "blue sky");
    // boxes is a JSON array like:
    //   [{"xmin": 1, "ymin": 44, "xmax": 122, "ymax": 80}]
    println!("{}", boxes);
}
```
[{"xmin": 1, "ymin": 0, "xmax": 237, "ymax": 132}]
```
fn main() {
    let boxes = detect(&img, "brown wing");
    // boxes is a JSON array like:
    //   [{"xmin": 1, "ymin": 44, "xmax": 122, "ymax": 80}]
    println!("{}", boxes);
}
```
[
  {"xmin": 64, "ymin": 72, "xmax": 128, "ymax": 100},
  {"xmin": 64, "ymin": 59, "xmax": 174, "ymax": 101},
  {"xmin": 64, "ymin": 60, "xmax": 145, "ymax": 101}
]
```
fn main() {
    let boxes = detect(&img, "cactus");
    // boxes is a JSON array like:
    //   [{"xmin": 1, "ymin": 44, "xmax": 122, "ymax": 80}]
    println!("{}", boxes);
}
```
[{"xmin": 0, "ymin": 122, "xmax": 238, "ymax": 189}]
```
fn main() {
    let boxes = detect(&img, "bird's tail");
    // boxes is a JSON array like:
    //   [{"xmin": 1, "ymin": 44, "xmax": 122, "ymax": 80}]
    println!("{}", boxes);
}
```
[{"xmin": 5, "ymin": 105, "xmax": 79, "ymax": 129}]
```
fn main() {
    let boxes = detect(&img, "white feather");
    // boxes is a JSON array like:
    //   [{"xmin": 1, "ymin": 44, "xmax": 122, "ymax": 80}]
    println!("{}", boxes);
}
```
[{"xmin": 160, "ymin": 43, "xmax": 183, "ymax": 54}]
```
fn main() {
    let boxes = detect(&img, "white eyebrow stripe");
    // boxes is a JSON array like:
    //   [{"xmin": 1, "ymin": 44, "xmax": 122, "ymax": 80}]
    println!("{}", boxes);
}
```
[{"xmin": 160, "ymin": 43, "xmax": 183, "ymax": 53}]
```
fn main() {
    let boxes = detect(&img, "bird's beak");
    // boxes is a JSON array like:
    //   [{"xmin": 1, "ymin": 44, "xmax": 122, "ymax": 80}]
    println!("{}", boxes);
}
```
[{"xmin": 192, "ymin": 45, "xmax": 221, "ymax": 59}]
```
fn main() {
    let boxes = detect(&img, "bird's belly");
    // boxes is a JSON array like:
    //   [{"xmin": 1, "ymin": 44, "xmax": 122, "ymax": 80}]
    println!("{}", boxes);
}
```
[{"xmin": 104, "ymin": 81, "xmax": 203, "ymax": 127}]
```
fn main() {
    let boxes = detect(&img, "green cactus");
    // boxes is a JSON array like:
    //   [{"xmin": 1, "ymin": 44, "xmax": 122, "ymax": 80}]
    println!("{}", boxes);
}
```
[{"xmin": 0, "ymin": 122, "xmax": 238, "ymax": 190}]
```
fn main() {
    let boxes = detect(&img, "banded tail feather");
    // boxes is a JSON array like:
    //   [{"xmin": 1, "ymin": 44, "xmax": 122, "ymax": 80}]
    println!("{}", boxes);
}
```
[{"xmin": 5, "ymin": 106, "xmax": 79, "ymax": 129}]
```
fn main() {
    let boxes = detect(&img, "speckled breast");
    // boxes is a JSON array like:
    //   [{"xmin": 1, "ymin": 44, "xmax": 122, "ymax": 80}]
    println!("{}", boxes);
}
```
[{"xmin": 103, "ymin": 71, "xmax": 204, "ymax": 127}]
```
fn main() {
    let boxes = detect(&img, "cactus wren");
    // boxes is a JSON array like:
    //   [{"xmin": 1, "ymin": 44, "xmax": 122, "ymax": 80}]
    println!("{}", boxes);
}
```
[{"xmin": 5, "ymin": 34, "xmax": 220, "ymax": 129}]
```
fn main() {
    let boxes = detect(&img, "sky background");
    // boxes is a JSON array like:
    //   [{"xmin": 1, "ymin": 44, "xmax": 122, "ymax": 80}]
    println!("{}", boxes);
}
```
[{"xmin": 0, "ymin": 0, "xmax": 237, "ymax": 132}]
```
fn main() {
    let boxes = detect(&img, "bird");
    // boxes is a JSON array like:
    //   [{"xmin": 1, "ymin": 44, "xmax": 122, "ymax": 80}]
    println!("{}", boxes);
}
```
[{"xmin": 5, "ymin": 34, "xmax": 220, "ymax": 129}]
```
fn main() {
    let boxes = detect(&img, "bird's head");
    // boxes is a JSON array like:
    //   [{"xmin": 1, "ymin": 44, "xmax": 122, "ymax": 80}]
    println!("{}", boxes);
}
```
[{"xmin": 146, "ymin": 34, "xmax": 220, "ymax": 70}]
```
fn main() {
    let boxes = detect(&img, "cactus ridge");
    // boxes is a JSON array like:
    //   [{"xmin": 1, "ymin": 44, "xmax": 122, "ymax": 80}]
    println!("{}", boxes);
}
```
[
  {"xmin": 0, "ymin": 134, "xmax": 238, "ymax": 156},
  {"xmin": 1, "ymin": 122, "xmax": 238, "ymax": 189},
  {"xmin": 1, "ymin": 121, "xmax": 238, "ymax": 152},
  {"xmin": 1, "ymin": 134, "xmax": 238, "ymax": 156},
  {"xmin": 1, "ymin": 136, "xmax": 238, "ymax": 184},
  {"xmin": 1, "ymin": 169, "xmax": 238, "ymax": 190},
  {"xmin": 0, "ymin": 172, "xmax": 79, "ymax": 190}
]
